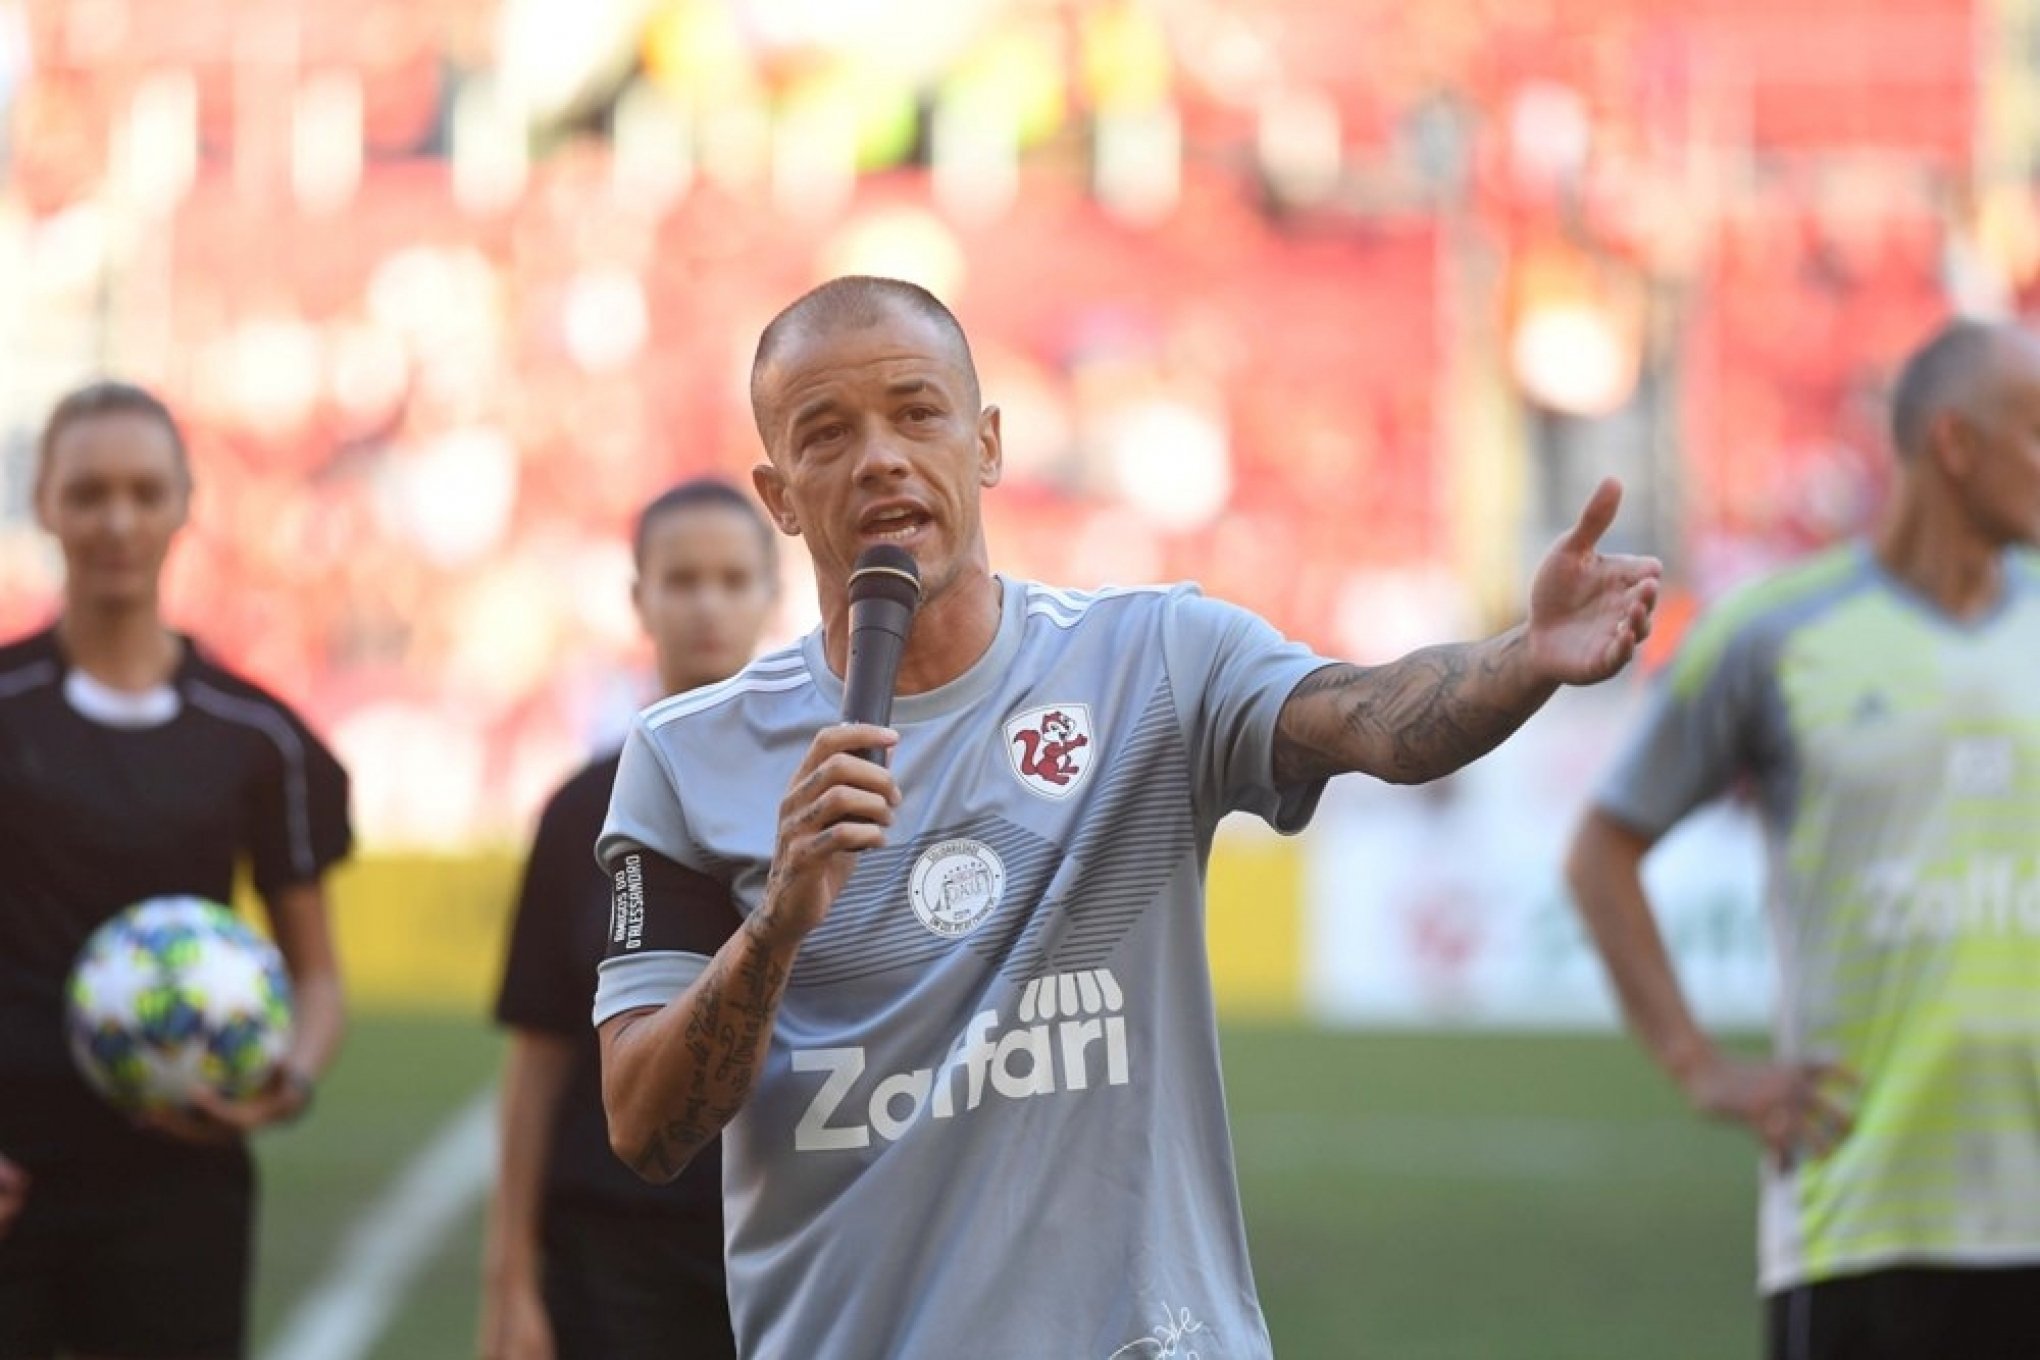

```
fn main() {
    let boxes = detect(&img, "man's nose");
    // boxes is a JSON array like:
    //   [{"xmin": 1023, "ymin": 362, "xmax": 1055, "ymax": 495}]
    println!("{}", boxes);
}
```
[{"xmin": 851, "ymin": 430, "xmax": 912, "ymax": 483}]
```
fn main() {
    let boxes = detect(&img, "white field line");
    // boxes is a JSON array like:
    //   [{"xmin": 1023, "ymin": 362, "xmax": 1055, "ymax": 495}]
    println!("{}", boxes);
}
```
[{"xmin": 259, "ymin": 1088, "xmax": 497, "ymax": 1360}]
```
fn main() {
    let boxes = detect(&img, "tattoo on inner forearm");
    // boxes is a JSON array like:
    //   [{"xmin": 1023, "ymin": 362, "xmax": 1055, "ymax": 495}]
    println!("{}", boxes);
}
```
[
  {"xmin": 1272, "ymin": 634, "xmax": 1544, "ymax": 786},
  {"xmin": 628, "ymin": 944, "xmax": 788, "ymax": 1179}
]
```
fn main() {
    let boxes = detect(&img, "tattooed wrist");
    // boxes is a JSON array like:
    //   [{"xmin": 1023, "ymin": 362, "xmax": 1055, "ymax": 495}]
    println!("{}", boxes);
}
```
[
  {"xmin": 627, "ymin": 925, "xmax": 792, "ymax": 1181},
  {"xmin": 1271, "ymin": 631, "xmax": 1551, "ymax": 786}
]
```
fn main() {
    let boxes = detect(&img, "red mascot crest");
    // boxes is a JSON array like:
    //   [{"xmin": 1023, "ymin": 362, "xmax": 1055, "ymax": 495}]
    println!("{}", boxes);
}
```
[{"xmin": 1003, "ymin": 704, "xmax": 1095, "ymax": 801}]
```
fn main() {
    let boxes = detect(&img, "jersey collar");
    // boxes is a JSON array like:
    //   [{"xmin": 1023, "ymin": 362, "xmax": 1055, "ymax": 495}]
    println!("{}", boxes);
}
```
[{"xmin": 799, "ymin": 575, "xmax": 1027, "ymax": 726}]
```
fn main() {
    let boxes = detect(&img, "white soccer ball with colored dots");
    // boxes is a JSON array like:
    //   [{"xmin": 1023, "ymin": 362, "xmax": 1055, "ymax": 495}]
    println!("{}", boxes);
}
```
[{"xmin": 64, "ymin": 895, "xmax": 295, "ymax": 1115}]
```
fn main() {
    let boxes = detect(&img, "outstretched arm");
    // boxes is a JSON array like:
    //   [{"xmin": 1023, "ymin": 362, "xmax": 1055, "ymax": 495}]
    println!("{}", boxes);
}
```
[{"xmin": 1273, "ymin": 478, "xmax": 1660, "ymax": 786}]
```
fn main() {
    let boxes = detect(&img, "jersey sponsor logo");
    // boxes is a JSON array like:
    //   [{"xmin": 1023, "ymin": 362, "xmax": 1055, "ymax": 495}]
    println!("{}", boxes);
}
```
[
  {"xmin": 1862, "ymin": 855, "xmax": 2040, "ymax": 945},
  {"xmin": 909, "ymin": 838, "xmax": 1007, "ymax": 938},
  {"xmin": 610, "ymin": 852, "xmax": 648, "ymax": 951},
  {"xmin": 791, "ymin": 968, "xmax": 1130, "ymax": 1152},
  {"xmin": 1004, "ymin": 703, "xmax": 1094, "ymax": 800}
]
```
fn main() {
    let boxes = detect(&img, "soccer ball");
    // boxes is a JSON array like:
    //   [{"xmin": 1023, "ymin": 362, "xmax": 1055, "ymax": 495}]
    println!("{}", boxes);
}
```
[{"xmin": 65, "ymin": 896, "xmax": 295, "ymax": 1114}]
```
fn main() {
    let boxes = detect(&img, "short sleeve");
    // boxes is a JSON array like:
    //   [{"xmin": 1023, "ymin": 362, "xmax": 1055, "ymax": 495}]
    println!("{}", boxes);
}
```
[
  {"xmin": 1160, "ymin": 589, "xmax": 1338, "ymax": 832},
  {"xmin": 596, "ymin": 719, "xmax": 697, "ymax": 872},
  {"xmin": 1593, "ymin": 609, "xmax": 1764, "ymax": 838},
  {"xmin": 591, "ymin": 720, "xmax": 740, "ymax": 1026},
  {"xmin": 494, "ymin": 772, "xmax": 602, "ymax": 1035},
  {"xmin": 246, "ymin": 704, "xmax": 352, "ymax": 896}
]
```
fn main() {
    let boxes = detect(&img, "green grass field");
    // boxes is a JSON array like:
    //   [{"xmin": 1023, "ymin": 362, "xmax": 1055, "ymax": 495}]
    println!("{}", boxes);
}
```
[{"xmin": 249, "ymin": 1017, "xmax": 1761, "ymax": 1359}]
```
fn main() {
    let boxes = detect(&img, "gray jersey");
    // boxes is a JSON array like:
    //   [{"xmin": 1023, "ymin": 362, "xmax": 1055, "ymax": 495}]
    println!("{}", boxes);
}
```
[{"xmin": 595, "ymin": 578, "xmax": 1331, "ymax": 1359}]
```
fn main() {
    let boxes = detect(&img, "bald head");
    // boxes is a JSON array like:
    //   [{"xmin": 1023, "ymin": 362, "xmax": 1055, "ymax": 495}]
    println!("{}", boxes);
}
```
[
  {"xmin": 749, "ymin": 277, "xmax": 981, "ymax": 445},
  {"xmin": 1890, "ymin": 319, "xmax": 2040, "ymax": 462}
]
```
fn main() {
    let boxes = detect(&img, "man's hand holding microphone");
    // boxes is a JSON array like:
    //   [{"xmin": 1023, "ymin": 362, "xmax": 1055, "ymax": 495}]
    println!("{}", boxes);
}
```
[{"xmin": 754, "ymin": 545, "xmax": 921, "ymax": 946}]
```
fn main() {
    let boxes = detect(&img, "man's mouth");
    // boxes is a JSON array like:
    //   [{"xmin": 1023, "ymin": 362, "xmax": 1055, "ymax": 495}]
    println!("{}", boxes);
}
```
[{"xmin": 860, "ymin": 506, "xmax": 931, "ymax": 543}]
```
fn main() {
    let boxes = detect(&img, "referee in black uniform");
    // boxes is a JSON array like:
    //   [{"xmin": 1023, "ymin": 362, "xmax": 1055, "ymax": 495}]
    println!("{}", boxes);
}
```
[
  {"xmin": 480, "ymin": 480, "xmax": 777, "ymax": 1360},
  {"xmin": 0, "ymin": 382, "xmax": 352, "ymax": 1360}
]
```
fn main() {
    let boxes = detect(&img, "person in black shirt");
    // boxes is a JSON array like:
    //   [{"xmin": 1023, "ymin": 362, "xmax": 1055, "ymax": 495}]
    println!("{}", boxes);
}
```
[
  {"xmin": 0, "ymin": 381, "xmax": 352, "ymax": 1360},
  {"xmin": 480, "ymin": 479, "xmax": 778, "ymax": 1360}
]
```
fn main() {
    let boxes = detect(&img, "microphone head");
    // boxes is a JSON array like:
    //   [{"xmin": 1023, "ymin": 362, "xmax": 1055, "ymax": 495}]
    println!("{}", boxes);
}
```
[{"xmin": 848, "ymin": 544, "xmax": 923, "ymax": 611}]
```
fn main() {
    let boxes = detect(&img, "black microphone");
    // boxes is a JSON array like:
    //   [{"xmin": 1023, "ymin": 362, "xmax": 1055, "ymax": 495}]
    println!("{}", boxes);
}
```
[{"xmin": 842, "ymin": 544, "xmax": 923, "ymax": 765}]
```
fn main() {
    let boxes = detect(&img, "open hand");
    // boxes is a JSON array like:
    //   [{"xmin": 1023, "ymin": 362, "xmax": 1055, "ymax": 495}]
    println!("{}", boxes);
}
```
[{"xmin": 1527, "ymin": 477, "xmax": 1662, "ymax": 685}]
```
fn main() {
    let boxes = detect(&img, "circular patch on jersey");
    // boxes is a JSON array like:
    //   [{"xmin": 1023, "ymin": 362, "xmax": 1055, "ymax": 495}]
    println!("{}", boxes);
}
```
[{"xmin": 909, "ymin": 839, "xmax": 1007, "ymax": 939}]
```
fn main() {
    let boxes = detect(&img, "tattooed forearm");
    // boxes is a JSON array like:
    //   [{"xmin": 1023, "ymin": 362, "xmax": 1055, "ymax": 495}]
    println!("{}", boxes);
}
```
[
  {"xmin": 1272, "ymin": 628, "xmax": 1555, "ymax": 786},
  {"xmin": 622, "ymin": 928, "xmax": 792, "ymax": 1181}
]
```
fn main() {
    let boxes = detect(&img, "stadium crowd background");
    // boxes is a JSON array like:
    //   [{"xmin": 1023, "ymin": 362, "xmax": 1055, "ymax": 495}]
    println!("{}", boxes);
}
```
[
  {"xmin": 9, "ymin": 3, "xmax": 2037, "ymax": 1353},
  {"xmin": 0, "ymin": 0, "xmax": 2027, "ymax": 855}
]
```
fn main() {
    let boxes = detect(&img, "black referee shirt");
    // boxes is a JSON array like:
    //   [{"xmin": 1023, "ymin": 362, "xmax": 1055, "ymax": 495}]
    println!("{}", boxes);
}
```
[
  {"xmin": 0, "ymin": 626, "xmax": 351, "ymax": 1171},
  {"xmin": 494, "ymin": 751, "xmax": 723, "ymax": 1220}
]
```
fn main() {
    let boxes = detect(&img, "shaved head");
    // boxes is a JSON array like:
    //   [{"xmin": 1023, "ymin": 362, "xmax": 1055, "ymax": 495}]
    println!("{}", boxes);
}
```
[
  {"xmin": 1890, "ymin": 319, "xmax": 2040, "ymax": 461},
  {"xmin": 750, "ymin": 277, "xmax": 980, "ymax": 444}
]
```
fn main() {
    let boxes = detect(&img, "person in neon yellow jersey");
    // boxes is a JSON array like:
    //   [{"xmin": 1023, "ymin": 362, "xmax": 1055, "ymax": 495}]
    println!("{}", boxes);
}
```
[{"xmin": 1567, "ymin": 317, "xmax": 2040, "ymax": 1360}]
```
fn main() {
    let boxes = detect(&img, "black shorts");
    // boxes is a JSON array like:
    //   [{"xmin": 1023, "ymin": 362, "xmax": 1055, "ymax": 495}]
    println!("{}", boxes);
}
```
[
  {"xmin": 542, "ymin": 1199, "xmax": 734, "ymax": 1360},
  {"xmin": 0, "ymin": 1149, "xmax": 253, "ymax": 1360},
  {"xmin": 1767, "ymin": 1264, "xmax": 2040, "ymax": 1360}
]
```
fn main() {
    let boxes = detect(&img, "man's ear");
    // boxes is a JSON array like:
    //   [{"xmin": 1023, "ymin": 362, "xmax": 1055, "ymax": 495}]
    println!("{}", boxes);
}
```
[
  {"xmin": 977, "ymin": 404, "xmax": 1004, "ymax": 489},
  {"xmin": 752, "ymin": 462, "xmax": 801, "ymax": 535},
  {"xmin": 1927, "ymin": 408, "xmax": 1978, "ymax": 480}
]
